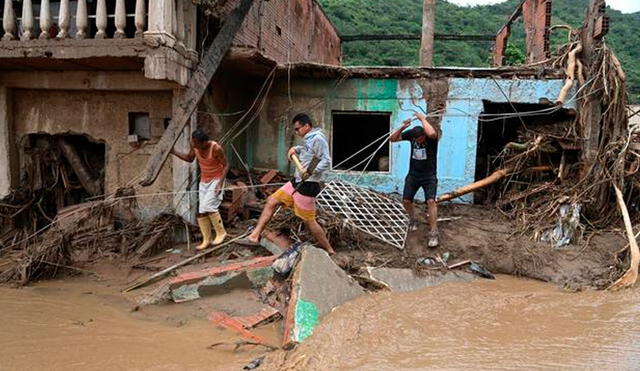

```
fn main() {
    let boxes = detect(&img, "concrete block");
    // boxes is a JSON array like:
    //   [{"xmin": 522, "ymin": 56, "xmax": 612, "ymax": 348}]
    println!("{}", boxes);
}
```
[
  {"xmin": 283, "ymin": 246, "xmax": 365, "ymax": 346},
  {"xmin": 365, "ymin": 267, "xmax": 476, "ymax": 292}
]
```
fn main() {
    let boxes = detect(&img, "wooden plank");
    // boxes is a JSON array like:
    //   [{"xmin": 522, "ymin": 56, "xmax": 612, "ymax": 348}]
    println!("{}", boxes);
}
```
[{"xmin": 139, "ymin": 0, "xmax": 256, "ymax": 186}]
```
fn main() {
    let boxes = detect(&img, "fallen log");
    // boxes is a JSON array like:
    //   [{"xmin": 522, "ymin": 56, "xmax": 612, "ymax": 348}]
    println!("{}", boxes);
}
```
[
  {"xmin": 607, "ymin": 185, "xmax": 639, "ymax": 290},
  {"xmin": 437, "ymin": 166, "xmax": 553, "ymax": 203},
  {"xmin": 57, "ymin": 138, "xmax": 101, "ymax": 196},
  {"xmin": 438, "ymin": 168, "xmax": 510, "ymax": 203}
]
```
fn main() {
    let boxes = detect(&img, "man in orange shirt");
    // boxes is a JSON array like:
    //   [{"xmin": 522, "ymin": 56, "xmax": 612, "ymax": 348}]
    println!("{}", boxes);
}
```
[{"xmin": 171, "ymin": 129, "xmax": 228, "ymax": 249}]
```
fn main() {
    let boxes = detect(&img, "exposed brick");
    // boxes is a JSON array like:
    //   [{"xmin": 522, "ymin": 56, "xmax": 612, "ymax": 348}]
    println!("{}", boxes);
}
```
[{"xmin": 223, "ymin": 0, "xmax": 341, "ymax": 65}]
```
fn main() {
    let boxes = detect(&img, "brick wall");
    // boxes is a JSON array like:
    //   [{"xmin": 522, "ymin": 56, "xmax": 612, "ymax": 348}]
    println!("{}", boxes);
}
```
[{"xmin": 224, "ymin": 0, "xmax": 341, "ymax": 65}]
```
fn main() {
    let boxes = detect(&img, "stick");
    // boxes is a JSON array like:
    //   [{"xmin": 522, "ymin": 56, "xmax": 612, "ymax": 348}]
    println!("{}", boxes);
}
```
[
  {"xmin": 123, "ymin": 232, "xmax": 249, "ymax": 292},
  {"xmin": 447, "ymin": 259, "xmax": 471, "ymax": 269},
  {"xmin": 607, "ymin": 185, "xmax": 639, "ymax": 290}
]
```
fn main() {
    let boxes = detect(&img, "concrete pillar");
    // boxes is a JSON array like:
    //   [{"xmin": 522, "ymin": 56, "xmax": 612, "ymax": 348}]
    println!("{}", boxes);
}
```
[
  {"xmin": 175, "ymin": 0, "xmax": 186, "ymax": 49},
  {"xmin": 135, "ymin": 0, "xmax": 147, "ymax": 38},
  {"xmin": 95, "ymin": 0, "xmax": 107, "ymax": 39},
  {"xmin": 39, "ymin": 0, "xmax": 51, "ymax": 40},
  {"xmin": 75, "ymin": 0, "xmax": 88, "ymax": 39},
  {"xmin": 0, "ymin": 87, "xmax": 15, "ymax": 199},
  {"xmin": 2, "ymin": 0, "xmax": 16, "ymax": 41},
  {"xmin": 21, "ymin": 0, "xmax": 35, "ymax": 41},
  {"xmin": 145, "ymin": 0, "xmax": 176, "ymax": 47},
  {"xmin": 114, "ymin": 0, "xmax": 126, "ymax": 38},
  {"xmin": 184, "ymin": 0, "xmax": 199, "ymax": 61},
  {"xmin": 419, "ymin": 0, "xmax": 435, "ymax": 67},
  {"xmin": 56, "ymin": 0, "xmax": 70, "ymax": 39},
  {"xmin": 172, "ymin": 90, "xmax": 197, "ymax": 224}
]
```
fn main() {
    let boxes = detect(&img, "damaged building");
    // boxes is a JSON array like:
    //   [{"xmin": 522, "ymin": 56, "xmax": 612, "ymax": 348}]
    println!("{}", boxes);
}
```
[
  {"xmin": 0, "ymin": 0, "xmax": 638, "ymax": 360},
  {"xmin": 0, "ymin": 0, "xmax": 340, "ymax": 225},
  {"xmin": 0, "ymin": 0, "xmax": 581, "ymax": 219}
]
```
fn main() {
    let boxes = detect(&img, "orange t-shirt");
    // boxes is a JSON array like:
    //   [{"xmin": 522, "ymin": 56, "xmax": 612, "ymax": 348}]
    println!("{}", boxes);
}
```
[{"xmin": 195, "ymin": 141, "xmax": 226, "ymax": 182}]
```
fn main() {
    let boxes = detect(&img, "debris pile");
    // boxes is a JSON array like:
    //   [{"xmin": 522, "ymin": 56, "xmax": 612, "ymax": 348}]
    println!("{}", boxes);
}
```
[{"xmin": 0, "ymin": 188, "xmax": 184, "ymax": 285}]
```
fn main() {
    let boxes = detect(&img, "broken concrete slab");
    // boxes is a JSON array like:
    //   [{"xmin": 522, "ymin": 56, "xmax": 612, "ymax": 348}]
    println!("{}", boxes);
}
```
[
  {"xmin": 283, "ymin": 245, "xmax": 365, "ymax": 347},
  {"xmin": 169, "ymin": 256, "xmax": 276, "ymax": 303},
  {"xmin": 364, "ymin": 267, "xmax": 476, "ymax": 292}
]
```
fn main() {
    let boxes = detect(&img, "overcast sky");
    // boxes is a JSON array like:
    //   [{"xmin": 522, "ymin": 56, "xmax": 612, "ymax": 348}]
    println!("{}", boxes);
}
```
[{"xmin": 447, "ymin": 0, "xmax": 640, "ymax": 13}]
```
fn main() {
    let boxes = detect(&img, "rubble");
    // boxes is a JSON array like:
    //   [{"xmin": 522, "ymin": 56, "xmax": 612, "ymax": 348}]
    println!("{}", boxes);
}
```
[{"xmin": 169, "ymin": 256, "xmax": 276, "ymax": 302}]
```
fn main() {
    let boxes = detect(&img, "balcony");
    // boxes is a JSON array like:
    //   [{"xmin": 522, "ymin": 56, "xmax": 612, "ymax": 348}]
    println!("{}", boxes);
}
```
[{"xmin": 0, "ymin": 0, "xmax": 198, "ymax": 85}]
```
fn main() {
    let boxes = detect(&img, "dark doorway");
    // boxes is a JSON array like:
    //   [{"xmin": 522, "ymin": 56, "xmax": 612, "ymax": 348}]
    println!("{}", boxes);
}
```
[
  {"xmin": 20, "ymin": 133, "xmax": 106, "ymax": 226},
  {"xmin": 475, "ymin": 101, "xmax": 573, "ymax": 204},
  {"xmin": 332, "ymin": 111, "xmax": 391, "ymax": 172}
]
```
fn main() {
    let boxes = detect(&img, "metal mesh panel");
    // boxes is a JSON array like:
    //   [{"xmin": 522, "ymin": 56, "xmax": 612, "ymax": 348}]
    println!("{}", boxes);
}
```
[{"xmin": 317, "ymin": 181, "xmax": 409, "ymax": 250}]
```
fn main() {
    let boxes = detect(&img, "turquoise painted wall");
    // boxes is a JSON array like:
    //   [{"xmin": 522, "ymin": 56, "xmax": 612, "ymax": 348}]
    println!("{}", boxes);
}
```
[{"xmin": 254, "ymin": 77, "xmax": 577, "ymax": 203}]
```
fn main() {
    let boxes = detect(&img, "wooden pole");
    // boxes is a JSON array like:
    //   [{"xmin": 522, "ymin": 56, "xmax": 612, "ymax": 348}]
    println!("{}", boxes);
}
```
[
  {"xmin": 419, "ymin": 0, "xmax": 435, "ymax": 67},
  {"xmin": 139, "ymin": 0, "xmax": 256, "ymax": 186}
]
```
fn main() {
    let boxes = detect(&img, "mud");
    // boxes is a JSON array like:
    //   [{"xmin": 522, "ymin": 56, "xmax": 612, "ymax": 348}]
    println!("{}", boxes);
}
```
[
  {"xmin": 334, "ymin": 204, "xmax": 626, "ymax": 290},
  {"xmin": 0, "ymin": 276, "xmax": 278, "ymax": 371},
  {"xmin": 266, "ymin": 276, "xmax": 640, "ymax": 370}
]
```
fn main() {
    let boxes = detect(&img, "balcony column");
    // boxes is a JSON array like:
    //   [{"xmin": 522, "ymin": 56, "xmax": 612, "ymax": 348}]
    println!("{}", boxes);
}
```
[
  {"xmin": 145, "ymin": 0, "xmax": 176, "ymax": 47},
  {"xmin": 135, "ymin": 0, "xmax": 147, "ymax": 38},
  {"xmin": 175, "ymin": 0, "xmax": 186, "ymax": 50},
  {"xmin": 95, "ymin": 0, "xmax": 107, "ymax": 39},
  {"xmin": 75, "ymin": 0, "xmax": 88, "ymax": 39},
  {"xmin": 114, "ymin": 0, "xmax": 126, "ymax": 38},
  {"xmin": 184, "ymin": 0, "xmax": 198, "ymax": 61},
  {"xmin": 2, "ymin": 0, "xmax": 16, "ymax": 41},
  {"xmin": 38, "ymin": 0, "xmax": 51, "ymax": 39},
  {"xmin": 56, "ymin": 0, "xmax": 70, "ymax": 39},
  {"xmin": 21, "ymin": 0, "xmax": 35, "ymax": 41}
]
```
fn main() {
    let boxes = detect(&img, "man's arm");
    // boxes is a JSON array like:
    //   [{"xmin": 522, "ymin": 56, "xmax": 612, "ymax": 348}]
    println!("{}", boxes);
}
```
[
  {"xmin": 390, "ymin": 119, "xmax": 412, "ymax": 142},
  {"xmin": 170, "ymin": 145, "xmax": 196, "ymax": 162},
  {"xmin": 414, "ymin": 112, "xmax": 438, "ymax": 139},
  {"xmin": 311, "ymin": 137, "xmax": 331, "ymax": 175},
  {"xmin": 212, "ymin": 143, "xmax": 229, "ymax": 191}
]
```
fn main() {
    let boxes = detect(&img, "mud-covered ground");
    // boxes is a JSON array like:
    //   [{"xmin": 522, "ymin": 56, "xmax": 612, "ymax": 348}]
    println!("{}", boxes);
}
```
[{"xmin": 331, "ymin": 204, "xmax": 627, "ymax": 290}]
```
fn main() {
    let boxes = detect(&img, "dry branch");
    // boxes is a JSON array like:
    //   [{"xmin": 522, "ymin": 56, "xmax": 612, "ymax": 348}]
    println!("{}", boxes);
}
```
[{"xmin": 607, "ymin": 185, "xmax": 639, "ymax": 290}]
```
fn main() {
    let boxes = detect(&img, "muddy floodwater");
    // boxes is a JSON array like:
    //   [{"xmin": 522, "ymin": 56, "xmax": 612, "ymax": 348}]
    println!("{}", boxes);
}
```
[
  {"xmin": 2, "ymin": 276, "xmax": 640, "ymax": 370},
  {"xmin": 267, "ymin": 276, "xmax": 640, "ymax": 370}
]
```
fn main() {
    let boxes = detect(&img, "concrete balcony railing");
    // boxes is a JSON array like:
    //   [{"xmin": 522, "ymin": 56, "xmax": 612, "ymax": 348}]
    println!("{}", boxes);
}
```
[
  {"xmin": 0, "ymin": 0, "xmax": 197, "ymax": 84},
  {"xmin": 2, "ymin": 0, "xmax": 150, "ymax": 41}
]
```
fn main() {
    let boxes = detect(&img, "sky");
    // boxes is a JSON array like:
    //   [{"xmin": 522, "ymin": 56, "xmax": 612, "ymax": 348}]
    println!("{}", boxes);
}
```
[{"xmin": 447, "ymin": 0, "xmax": 640, "ymax": 13}]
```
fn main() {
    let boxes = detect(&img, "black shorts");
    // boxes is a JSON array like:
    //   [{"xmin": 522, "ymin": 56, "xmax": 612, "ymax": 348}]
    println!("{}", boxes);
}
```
[{"xmin": 403, "ymin": 175, "xmax": 437, "ymax": 202}]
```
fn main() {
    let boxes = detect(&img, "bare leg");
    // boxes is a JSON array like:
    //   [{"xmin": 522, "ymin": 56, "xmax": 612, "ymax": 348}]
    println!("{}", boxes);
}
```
[
  {"xmin": 427, "ymin": 199, "xmax": 438, "ymax": 232},
  {"xmin": 247, "ymin": 196, "xmax": 280, "ymax": 242},
  {"xmin": 402, "ymin": 199, "xmax": 415, "ymax": 220},
  {"xmin": 304, "ymin": 218, "xmax": 335, "ymax": 254}
]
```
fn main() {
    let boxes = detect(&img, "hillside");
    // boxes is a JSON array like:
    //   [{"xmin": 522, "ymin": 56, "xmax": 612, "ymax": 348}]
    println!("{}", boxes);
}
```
[{"xmin": 318, "ymin": 0, "xmax": 640, "ymax": 102}]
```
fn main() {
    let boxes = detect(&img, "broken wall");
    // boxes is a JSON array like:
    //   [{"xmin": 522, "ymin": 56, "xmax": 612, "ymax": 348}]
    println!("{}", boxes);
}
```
[
  {"xmin": 250, "ymin": 75, "xmax": 575, "ymax": 202},
  {"xmin": 226, "ymin": 0, "xmax": 341, "ymax": 65},
  {"xmin": 11, "ymin": 89, "xmax": 174, "ymax": 214}
]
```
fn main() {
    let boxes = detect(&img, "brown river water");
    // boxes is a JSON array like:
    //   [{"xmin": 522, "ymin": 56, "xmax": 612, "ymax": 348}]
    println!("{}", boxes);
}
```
[{"xmin": 2, "ymin": 276, "xmax": 640, "ymax": 370}]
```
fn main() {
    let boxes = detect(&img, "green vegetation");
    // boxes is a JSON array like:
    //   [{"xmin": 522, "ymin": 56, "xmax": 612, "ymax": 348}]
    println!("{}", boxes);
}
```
[{"xmin": 318, "ymin": 0, "xmax": 640, "ymax": 103}]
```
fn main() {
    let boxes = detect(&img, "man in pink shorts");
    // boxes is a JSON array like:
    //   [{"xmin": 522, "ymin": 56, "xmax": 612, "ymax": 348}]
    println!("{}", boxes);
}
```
[{"xmin": 238, "ymin": 113, "xmax": 335, "ymax": 254}]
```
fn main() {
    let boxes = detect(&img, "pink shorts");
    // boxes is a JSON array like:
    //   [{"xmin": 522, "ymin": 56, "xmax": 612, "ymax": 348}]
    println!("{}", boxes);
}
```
[{"xmin": 271, "ymin": 181, "xmax": 316, "ymax": 221}]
